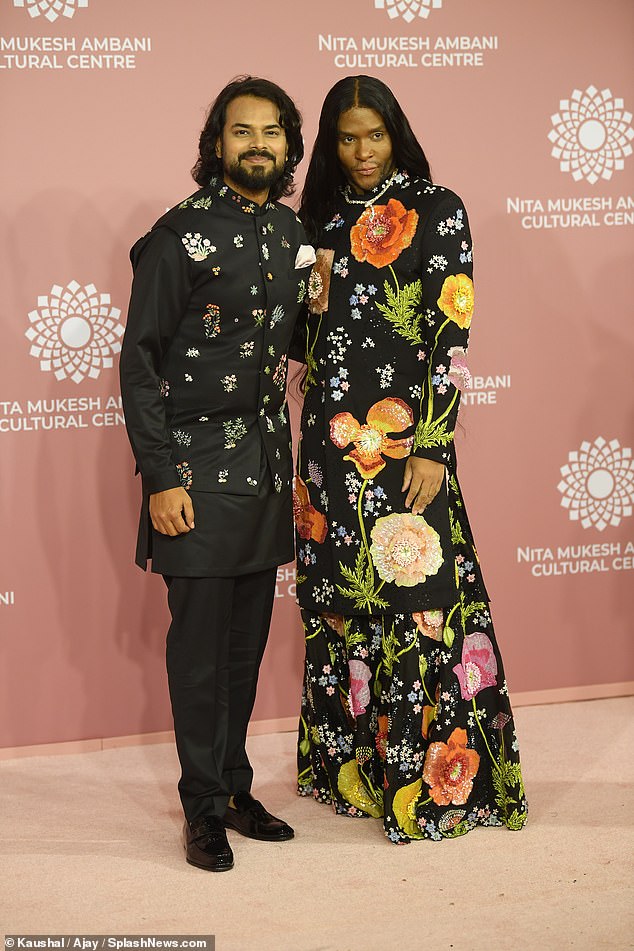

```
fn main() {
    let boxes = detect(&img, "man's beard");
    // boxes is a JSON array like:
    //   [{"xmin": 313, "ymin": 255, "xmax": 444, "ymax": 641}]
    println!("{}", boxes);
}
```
[{"xmin": 225, "ymin": 149, "xmax": 284, "ymax": 193}]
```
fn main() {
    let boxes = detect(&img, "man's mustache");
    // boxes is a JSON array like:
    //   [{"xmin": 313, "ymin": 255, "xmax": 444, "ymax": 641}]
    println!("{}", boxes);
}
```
[{"xmin": 239, "ymin": 148, "xmax": 276, "ymax": 162}]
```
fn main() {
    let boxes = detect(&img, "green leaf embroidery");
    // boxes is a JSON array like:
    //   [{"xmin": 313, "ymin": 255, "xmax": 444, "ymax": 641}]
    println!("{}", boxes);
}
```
[
  {"xmin": 337, "ymin": 547, "xmax": 388, "ymax": 612},
  {"xmin": 375, "ymin": 278, "xmax": 424, "ymax": 344},
  {"xmin": 492, "ymin": 754, "xmax": 526, "ymax": 822},
  {"xmin": 296, "ymin": 280, "xmax": 306, "ymax": 303},
  {"xmin": 443, "ymin": 625, "xmax": 455, "ymax": 648},
  {"xmin": 449, "ymin": 475, "xmax": 463, "ymax": 507},
  {"xmin": 506, "ymin": 809, "xmax": 528, "ymax": 831},
  {"xmin": 305, "ymin": 351, "xmax": 318, "ymax": 389},
  {"xmin": 440, "ymin": 819, "xmax": 471, "ymax": 839},
  {"xmin": 413, "ymin": 416, "xmax": 454, "ymax": 450},
  {"xmin": 449, "ymin": 507, "xmax": 466, "ymax": 545},
  {"xmin": 461, "ymin": 595, "xmax": 487, "ymax": 629},
  {"xmin": 381, "ymin": 621, "xmax": 398, "ymax": 680}
]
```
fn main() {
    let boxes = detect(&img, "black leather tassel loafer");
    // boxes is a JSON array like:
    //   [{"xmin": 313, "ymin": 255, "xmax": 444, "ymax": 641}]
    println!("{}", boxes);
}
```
[{"xmin": 223, "ymin": 791, "xmax": 294, "ymax": 842}]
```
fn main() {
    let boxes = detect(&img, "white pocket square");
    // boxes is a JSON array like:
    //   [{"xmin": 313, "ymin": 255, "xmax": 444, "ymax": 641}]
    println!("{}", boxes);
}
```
[{"xmin": 294, "ymin": 244, "xmax": 316, "ymax": 268}]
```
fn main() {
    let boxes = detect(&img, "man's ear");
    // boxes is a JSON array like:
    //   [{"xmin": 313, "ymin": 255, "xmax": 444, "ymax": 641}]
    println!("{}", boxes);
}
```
[{"xmin": 215, "ymin": 137, "xmax": 222, "ymax": 159}]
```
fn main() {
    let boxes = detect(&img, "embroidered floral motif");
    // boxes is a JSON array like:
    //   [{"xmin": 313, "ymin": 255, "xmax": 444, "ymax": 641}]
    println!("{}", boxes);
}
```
[
  {"xmin": 293, "ymin": 475, "xmax": 328, "ymax": 543},
  {"xmin": 179, "ymin": 195, "xmax": 213, "ymax": 210},
  {"xmin": 269, "ymin": 305, "xmax": 284, "ymax": 328},
  {"xmin": 437, "ymin": 208, "xmax": 464, "ymax": 236},
  {"xmin": 176, "ymin": 461, "xmax": 193, "ymax": 489},
  {"xmin": 172, "ymin": 429, "xmax": 191, "ymax": 447},
  {"xmin": 422, "ymin": 727, "xmax": 480, "ymax": 806},
  {"xmin": 350, "ymin": 199, "xmax": 418, "ymax": 268},
  {"xmin": 348, "ymin": 659, "xmax": 372, "ymax": 717},
  {"xmin": 412, "ymin": 609, "xmax": 444, "ymax": 640},
  {"xmin": 240, "ymin": 341, "xmax": 254, "ymax": 358},
  {"xmin": 203, "ymin": 303, "xmax": 221, "ymax": 339},
  {"xmin": 324, "ymin": 212, "xmax": 345, "ymax": 231},
  {"xmin": 437, "ymin": 274, "xmax": 474, "ymax": 329},
  {"xmin": 272, "ymin": 354, "xmax": 288, "ymax": 391},
  {"xmin": 447, "ymin": 346, "xmax": 472, "ymax": 391},
  {"xmin": 427, "ymin": 254, "xmax": 448, "ymax": 274},
  {"xmin": 159, "ymin": 378, "xmax": 169, "ymax": 398},
  {"xmin": 453, "ymin": 633, "xmax": 498, "ymax": 700},
  {"xmin": 330, "ymin": 398, "xmax": 414, "ymax": 480},
  {"xmin": 223, "ymin": 417, "xmax": 247, "ymax": 449},
  {"xmin": 370, "ymin": 512, "xmax": 443, "ymax": 587},
  {"xmin": 182, "ymin": 232, "xmax": 216, "ymax": 261},
  {"xmin": 333, "ymin": 255, "xmax": 349, "ymax": 278},
  {"xmin": 221, "ymin": 374, "xmax": 237, "ymax": 392}
]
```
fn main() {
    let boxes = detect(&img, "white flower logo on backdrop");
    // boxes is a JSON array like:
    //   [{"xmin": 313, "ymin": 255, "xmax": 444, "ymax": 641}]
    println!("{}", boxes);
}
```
[
  {"xmin": 13, "ymin": 0, "xmax": 88, "ymax": 21},
  {"xmin": 374, "ymin": 0, "xmax": 442, "ymax": 22},
  {"xmin": 548, "ymin": 86, "xmax": 633, "ymax": 185},
  {"xmin": 25, "ymin": 281, "xmax": 124, "ymax": 384},
  {"xmin": 557, "ymin": 437, "xmax": 634, "ymax": 531}
]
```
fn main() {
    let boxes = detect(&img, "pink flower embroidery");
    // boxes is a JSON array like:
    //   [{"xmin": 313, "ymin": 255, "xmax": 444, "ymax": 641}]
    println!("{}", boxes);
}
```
[
  {"xmin": 447, "ymin": 346, "xmax": 472, "ymax": 392},
  {"xmin": 348, "ymin": 659, "xmax": 372, "ymax": 717},
  {"xmin": 453, "ymin": 632, "xmax": 498, "ymax": 700},
  {"xmin": 370, "ymin": 513, "xmax": 443, "ymax": 587}
]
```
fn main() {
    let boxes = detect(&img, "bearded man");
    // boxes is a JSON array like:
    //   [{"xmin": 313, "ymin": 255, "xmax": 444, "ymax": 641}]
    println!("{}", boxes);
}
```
[{"xmin": 120, "ymin": 76, "xmax": 314, "ymax": 871}]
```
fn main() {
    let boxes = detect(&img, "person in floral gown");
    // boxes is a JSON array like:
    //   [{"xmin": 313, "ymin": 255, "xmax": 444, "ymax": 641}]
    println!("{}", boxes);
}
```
[{"xmin": 293, "ymin": 75, "xmax": 527, "ymax": 842}]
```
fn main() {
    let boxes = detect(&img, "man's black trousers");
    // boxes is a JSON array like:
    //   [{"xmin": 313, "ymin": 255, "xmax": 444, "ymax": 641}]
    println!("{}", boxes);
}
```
[{"xmin": 164, "ymin": 567, "xmax": 276, "ymax": 822}]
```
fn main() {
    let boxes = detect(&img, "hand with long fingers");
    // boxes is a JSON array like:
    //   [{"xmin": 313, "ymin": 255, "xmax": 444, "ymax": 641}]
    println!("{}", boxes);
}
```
[
  {"xmin": 401, "ymin": 457, "xmax": 445, "ymax": 516},
  {"xmin": 149, "ymin": 487, "xmax": 195, "ymax": 536}
]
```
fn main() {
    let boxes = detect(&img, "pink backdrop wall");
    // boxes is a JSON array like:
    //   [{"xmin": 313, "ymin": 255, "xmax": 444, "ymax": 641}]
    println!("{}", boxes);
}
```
[{"xmin": 1, "ymin": 0, "xmax": 633, "ymax": 749}]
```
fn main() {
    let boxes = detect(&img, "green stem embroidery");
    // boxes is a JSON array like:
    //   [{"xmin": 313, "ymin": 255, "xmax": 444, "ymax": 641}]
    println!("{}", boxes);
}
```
[
  {"xmin": 356, "ymin": 478, "xmax": 373, "ymax": 584},
  {"xmin": 471, "ymin": 697, "xmax": 501, "ymax": 775}
]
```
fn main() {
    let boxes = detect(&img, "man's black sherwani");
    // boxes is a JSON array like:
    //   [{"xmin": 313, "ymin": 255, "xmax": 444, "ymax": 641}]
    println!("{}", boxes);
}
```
[{"xmin": 120, "ymin": 177, "xmax": 311, "ymax": 575}]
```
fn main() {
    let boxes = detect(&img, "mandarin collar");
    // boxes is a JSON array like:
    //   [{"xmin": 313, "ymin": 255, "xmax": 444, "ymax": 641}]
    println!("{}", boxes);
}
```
[{"xmin": 210, "ymin": 176, "xmax": 275, "ymax": 217}]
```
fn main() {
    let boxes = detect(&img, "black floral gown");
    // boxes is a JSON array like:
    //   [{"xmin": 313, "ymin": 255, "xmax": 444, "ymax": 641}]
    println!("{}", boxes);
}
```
[{"xmin": 293, "ymin": 172, "xmax": 528, "ymax": 842}]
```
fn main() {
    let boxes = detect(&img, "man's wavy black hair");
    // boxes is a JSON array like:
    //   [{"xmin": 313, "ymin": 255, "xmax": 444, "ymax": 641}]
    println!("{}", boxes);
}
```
[
  {"xmin": 299, "ymin": 75, "xmax": 432, "ymax": 243},
  {"xmin": 192, "ymin": 76, "xmax": 304, "ymax": 202}
]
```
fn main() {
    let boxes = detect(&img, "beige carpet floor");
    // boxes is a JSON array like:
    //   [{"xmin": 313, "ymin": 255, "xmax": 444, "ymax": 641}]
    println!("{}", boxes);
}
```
[{"xmin": 1, "ymin": 697, "xmax": 633, "ymax": 951}]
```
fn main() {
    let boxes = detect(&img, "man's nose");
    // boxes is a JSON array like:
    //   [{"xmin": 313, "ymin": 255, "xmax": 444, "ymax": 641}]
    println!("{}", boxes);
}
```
[
  {"xmin": 250, "ymin": 129, "xmax": 266, "ymax": 149},
  {"xmin": 355, "ymin": 138, "xmax": 373, "ymax": 160}
]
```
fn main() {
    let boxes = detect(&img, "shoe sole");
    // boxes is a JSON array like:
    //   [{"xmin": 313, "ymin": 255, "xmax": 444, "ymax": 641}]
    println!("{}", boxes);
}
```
[
  {"xmin": 184, "ymin": 853, "xmax": 234, "ymax": 872},
  {"xmin": 223, "ymin": 823, "xmax": 294, "ymax": 842}
]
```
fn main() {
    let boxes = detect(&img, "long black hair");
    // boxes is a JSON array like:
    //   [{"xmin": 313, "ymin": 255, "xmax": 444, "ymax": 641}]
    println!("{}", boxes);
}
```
[
  {"xmin": 192, "ymin": 76, "xmax": 304, "ymax": 202},
  {"xmin": 299, "ymin": 75, "xmax": 432, "ymax": 243}
]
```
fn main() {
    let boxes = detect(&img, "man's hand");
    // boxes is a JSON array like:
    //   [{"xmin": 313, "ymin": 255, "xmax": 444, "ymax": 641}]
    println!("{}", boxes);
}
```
[
  {"xmin": 149, "ymin": 487, "xmax": 195, "ymax": 536},
  {"xmin": 402, "ymin": 457, "xmax": 445, "ymax": 516}
]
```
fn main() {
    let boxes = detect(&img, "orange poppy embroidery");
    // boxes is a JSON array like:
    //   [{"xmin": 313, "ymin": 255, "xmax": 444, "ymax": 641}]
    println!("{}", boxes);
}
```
[
  {"xmin": 293, "ymin": 475, "xmax": 328, "ymax": 543},
  {"xmin": 329, "ymin": 397, "xmax": 414, "ymax": 479},
  {"xmin": 422, "ymin": 727, "xmax": 480, "ymax": 806},
  {"xmin": 350, "ymin": 199, "xmax": 418, "ymax": 268},
  {"xmin": 437, "ymin": 273, "xmax": 475, "ymax": 329}
]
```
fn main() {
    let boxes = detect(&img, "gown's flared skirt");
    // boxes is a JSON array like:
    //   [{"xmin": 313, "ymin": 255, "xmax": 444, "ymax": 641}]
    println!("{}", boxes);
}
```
[{"xmin": 297, "ymin": 593, "xmax": 528, "ymax": 843}]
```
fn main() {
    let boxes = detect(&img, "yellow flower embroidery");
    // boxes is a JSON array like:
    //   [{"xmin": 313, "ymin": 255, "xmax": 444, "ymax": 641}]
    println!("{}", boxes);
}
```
[{"xmin": 437, "ymin": 273, "xmax": 475, "ymax": 329}]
